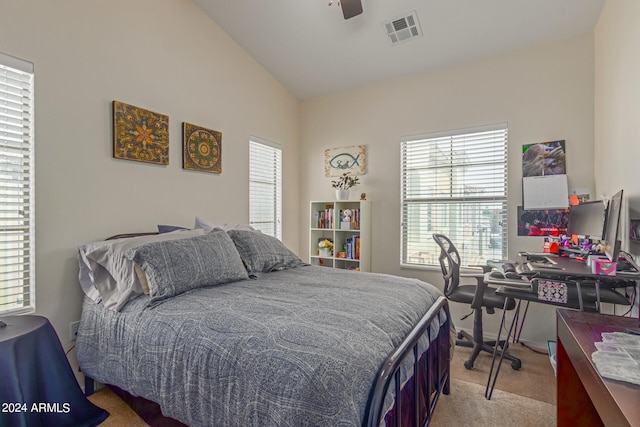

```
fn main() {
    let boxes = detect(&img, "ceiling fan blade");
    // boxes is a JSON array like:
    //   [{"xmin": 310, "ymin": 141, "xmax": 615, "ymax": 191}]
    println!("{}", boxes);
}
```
[{"xmin": 341, "ymin": 0, "xmax": 363, "ymax": 19}]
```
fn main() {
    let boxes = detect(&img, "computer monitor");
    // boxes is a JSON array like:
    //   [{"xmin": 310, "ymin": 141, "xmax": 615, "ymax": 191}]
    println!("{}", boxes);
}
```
[
  {"xmin": 602, "ymin": 189, "xmax": 623, "ymax": 262},
  {"xmin": 566, "ymin": 201, "xmax": 606, "ymax": 239}
]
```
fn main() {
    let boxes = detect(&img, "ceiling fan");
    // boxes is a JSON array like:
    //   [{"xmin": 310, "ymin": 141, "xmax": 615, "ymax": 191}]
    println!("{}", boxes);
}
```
[{"xmin": 328, "ymin": 0, "xmax": 363, "ymax": 20}]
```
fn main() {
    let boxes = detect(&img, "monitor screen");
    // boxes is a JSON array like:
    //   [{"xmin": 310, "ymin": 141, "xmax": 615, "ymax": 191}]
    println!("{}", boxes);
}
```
[
  {"xmin": 603, "ymin": 189, "xmax": 623, "ymax": 262},
  {"xmin": 566, "ymin": 201, "xmax": 606, "ymax": 239}
]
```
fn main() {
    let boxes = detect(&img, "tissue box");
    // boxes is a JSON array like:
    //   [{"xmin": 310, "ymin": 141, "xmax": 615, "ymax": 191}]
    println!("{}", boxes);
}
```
[{"xmin": 592, "ymin": 258, "xmax": 617, "ymax": 276}]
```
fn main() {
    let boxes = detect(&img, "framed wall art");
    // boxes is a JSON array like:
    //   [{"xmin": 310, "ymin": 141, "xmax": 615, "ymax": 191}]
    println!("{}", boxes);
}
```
[
  {"xmin": 182, "ymin": 122, "xmax": 222, "ymax": 173},
  {"xmin": 112, "ymin": 101, "xmax": 169, "ymax": 165},
  {"xmin": 324, "ymin": 145, "xmax": 367, "ymax": 177}
]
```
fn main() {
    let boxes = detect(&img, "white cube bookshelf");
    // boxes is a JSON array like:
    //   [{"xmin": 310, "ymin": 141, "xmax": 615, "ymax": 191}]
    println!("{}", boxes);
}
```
[{"xmin": 309, "ymin": 200, "xmax": 371, "ymax": 271}]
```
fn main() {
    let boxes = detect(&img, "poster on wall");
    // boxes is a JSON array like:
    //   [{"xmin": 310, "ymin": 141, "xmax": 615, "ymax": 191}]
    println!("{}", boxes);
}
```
[
  {"xmin": 522, "ymin": 140, "xmax": 566, "ymax": 177},
  {"xmin": 522, "ymin": 139, "xmax": 569, "ymax": 210},
  {"xmin": 517, "ymin": 206, "xmax": 569, "ymax": 236},
  {"xmin": 324, "ymin": 145, "xmax": 367, "ymax": 177}
]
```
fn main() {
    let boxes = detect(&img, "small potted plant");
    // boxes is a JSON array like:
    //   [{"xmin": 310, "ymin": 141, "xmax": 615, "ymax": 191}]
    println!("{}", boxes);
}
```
[
  {"xmin": 331, "ymin": 172, "xmax": 360, "ymax": 200},
  {"xmin": 318, "ymin": 239, "xmax": 334, "ymax": 257}
]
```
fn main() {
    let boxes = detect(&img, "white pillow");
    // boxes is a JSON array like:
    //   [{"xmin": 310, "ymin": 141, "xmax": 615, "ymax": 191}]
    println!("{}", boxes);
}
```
[
  {"xmin": 194, "ymin": 216, "xmax": 257, "ymax": 232},
  {"xmin": 78, "ymin": 249, "xmax": 102, "ymax": 303},
  {"xmin": 78, "ymin": 229, "xmax": 205, "ymax": 311}
]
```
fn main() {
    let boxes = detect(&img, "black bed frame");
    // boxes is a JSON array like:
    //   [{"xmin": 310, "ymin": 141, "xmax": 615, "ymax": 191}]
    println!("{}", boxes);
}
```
[
  {"xmin": 365, "ymin": 296, "xmax": 451, "ymax": 427},
  {"xmin": 85, "ymin": 233, "xmax": 451, "ymax": 426}
]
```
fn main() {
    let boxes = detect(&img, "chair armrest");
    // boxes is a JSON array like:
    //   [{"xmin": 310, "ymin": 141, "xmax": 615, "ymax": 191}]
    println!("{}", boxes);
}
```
[
  {"xmin": 469, "ymin": 264, "xmax": 493, "ymax": 273},
  {"xmin": 460, "ymin": 271, "xmax": 488, "ymax": 309},
  {"xmin": 470, "ymin": 275, "xmax": 488, "ymax": 309}
]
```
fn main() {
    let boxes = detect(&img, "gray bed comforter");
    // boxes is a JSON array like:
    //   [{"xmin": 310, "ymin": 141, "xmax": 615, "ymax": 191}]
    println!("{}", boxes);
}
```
[{"xmin": 77, "ymin": 265, "xmax": 445, "ymax": 426}]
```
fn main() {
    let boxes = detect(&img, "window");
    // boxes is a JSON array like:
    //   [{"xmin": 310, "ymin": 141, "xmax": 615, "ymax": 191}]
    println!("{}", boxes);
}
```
[
  {"xmin": 0, "ymin": 52, "xmax": 35, "ymax": 315},
  {"xmin": 401, "ymin": 124, "xmax": 508, "ymax": 268},
  {"xmin": 249, "ymin": 137, "xmax": 282, "ymax": 239}
]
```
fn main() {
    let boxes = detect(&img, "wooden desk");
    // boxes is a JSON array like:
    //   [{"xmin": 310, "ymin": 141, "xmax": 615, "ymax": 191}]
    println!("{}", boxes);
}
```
[{"xmin": 556, "ymin": 309, "xmax": 640, "ymax": 426}]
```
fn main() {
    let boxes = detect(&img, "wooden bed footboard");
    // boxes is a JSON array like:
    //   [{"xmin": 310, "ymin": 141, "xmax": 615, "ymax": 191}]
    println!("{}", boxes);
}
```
[{"xmin": 364, "ymin": 296, "xmax": 451, "ymax": 427}]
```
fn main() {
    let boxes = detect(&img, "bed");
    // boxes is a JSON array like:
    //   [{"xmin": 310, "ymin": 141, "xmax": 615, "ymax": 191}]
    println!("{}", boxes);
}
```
[{"xmin": 76, "ymin": 228, "xmax": 450, "ymax": 426}]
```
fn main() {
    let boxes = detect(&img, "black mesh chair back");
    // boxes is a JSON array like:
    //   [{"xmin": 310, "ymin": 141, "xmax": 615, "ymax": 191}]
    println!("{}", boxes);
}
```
[{"xmin": 433, "ymin": 233, "xmax": 462, "ymax": 300}]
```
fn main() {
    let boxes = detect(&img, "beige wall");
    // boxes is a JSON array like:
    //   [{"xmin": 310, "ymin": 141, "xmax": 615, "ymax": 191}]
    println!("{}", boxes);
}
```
[
  {"xmin": 0, "ymin": 0, "xmax": 300, "ymax": 370},
  {"xmin": 300, "ymin": 34, "xmax": 596, "ymax": 347},
  {"xmin": 595, "ymin": 0, "xmax": 640, "ymax": 318},
  {"xmin": 595, "ymin": 0, "xmax": 640, "ymax": 257}
]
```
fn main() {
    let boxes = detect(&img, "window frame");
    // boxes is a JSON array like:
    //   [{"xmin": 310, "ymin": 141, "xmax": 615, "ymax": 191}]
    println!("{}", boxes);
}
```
[
  {"xmin": 0, "ymin": 52, "xmax": 35, "ymax": 315},
  {"xmin": 249, "ymin": 136, "xmax": 282, "ymax": 239},
  {"xmin": 400, "ymin": 123, "xmax": 508, "ymax": 269}
]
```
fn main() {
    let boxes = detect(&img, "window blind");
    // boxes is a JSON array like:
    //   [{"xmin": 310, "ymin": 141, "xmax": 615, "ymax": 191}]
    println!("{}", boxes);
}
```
[
  {"xmin": 249, "ymin": 137, "xmax": 282, "ymax": 239},
  {"xmin": 0, "ymin": 52, "xmax": 35, "ymax": 315},
  {"xmin": 401, "ymin": 124, "xmax": 508, "ymax": 268}
]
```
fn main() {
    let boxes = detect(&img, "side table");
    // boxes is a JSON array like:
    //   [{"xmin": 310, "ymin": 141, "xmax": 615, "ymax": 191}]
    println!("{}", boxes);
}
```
[{"xmin": 0, "ymin": 315, "xmax": 108, "ymax": 427}]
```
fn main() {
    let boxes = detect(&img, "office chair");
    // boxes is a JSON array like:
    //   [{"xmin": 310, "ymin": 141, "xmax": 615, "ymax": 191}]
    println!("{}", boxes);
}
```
[{"xmin": 433, "ymin": 234, "xmax": 522, "ymax": 370}]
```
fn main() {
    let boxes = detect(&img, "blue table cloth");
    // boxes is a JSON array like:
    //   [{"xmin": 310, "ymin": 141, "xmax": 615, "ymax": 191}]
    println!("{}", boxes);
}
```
[{"xmin": 0, "ymin": 315, "xmax": 108, "ymax": 427}]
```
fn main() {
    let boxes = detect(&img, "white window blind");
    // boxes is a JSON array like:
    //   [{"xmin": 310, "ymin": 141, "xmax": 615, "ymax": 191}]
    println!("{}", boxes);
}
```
[
  {"xmin": 401, "ymin": 124, "xmax": 508, "ymax": 268},
  {"xmin": 249, "ymin": 137, "xmax": 282, "ymax": 239},
  {"xmin": 0, "ymin": 52, "xmax": 35, "ymax": 315}
]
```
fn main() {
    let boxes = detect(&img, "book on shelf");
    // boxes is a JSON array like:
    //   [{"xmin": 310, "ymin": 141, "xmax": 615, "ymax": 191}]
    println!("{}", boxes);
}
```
[
  {"xmin": 315, "ymin": 206, "xmax": 336, "ymax": 229},
  {"xmin": 344, "ymin": 235, "xmax": 360, "ymax": 260}
]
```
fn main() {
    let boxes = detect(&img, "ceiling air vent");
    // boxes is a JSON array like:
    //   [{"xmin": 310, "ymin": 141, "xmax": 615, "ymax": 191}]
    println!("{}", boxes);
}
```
[{"xmin": 383, "ymin": 11, "xmax": 422, "ymax": 46}]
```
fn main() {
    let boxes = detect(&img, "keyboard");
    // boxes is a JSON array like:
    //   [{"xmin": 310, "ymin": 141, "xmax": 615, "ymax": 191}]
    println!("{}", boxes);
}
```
[{"xmin": 529, "ymin": 261, "xmax": 564, "ymax": 271}]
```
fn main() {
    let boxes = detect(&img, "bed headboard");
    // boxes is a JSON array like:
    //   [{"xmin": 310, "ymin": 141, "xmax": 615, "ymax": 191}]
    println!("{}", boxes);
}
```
[{"xmin": 106, "ymin": 232, "xmax": 159, "ymax": 240}]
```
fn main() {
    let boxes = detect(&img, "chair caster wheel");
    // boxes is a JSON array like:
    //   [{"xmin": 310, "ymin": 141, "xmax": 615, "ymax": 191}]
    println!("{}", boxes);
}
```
[
  {"xmin": 511, "ymin": 360, "xmax": 521, "ymax": 370},
  {"xmin": 464, "ymin": 360, "xmax": 474, "ymax": 370}
]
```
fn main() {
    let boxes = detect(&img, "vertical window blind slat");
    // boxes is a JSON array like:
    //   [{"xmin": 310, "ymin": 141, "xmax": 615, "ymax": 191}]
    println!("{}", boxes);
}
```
[
  {"xmin": 249, "ymin": 137, "xmax": 282, "ymax": 239},
  {"xmin": 401, "ymin": 125, "xmax": 508, "ymax": 267},
  {"xmin": 0, "ymin": 53, "xmax": 34, "ymax": 315}
]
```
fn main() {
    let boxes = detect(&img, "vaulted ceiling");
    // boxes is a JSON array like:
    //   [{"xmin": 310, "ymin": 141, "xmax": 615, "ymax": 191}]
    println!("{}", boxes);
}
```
[{"xmin": 194, "ymin": 0, "xmax": 605, "ymax": 100}]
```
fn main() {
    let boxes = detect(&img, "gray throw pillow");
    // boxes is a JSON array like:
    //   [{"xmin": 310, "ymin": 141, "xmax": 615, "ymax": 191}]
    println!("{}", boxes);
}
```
[
  {"xmin": 227, "ymin": 229, "xmax": 308, "ymax": 276},
  {"xmin": 126, "ymin": 229, "xmax": 249, "ymax": 307}
]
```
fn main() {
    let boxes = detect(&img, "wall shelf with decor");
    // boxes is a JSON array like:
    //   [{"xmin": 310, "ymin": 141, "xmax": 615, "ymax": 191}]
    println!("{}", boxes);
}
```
[{"xmin": 309, "ymin": 200, "xmax": 371, "ymax": 271}]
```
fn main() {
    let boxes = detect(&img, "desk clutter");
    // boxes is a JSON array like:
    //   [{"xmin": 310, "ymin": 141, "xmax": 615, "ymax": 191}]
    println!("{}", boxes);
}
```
[
  {"xmin": 592, "ymin": 331, "xmax": 640, "ymax": 386},
  {"xmin": 485, "ymin": 255, "xmax": 636, "ymax": 312}
]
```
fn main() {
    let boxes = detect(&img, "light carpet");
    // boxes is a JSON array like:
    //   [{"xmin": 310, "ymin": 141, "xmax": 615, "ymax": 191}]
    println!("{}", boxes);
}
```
[
  {"xmin": 430, "ymin": 377, "xmax": 555, "ymax": 426},
  {"xmin": 449, "ymin": 342, "xmax": 557, "ymax": 404}
]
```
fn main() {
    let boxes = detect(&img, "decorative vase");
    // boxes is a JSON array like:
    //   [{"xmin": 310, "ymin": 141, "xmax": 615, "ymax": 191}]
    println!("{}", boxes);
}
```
[
  {"xmin": 319, "ymin": 248, "xmax": 332, "ymax": 258},
  {"xmin": 335, "ymin": 189, "xmax": 349, "ymax": 201}
]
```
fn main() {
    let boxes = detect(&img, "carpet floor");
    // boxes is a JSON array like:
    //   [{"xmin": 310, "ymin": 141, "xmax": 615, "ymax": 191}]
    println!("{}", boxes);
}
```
[
  {"xmin": 88, "ymin": 341, "xmax": 556, "ymax": 426},
  {"xmin": 430, "ymin": 377, "xmax": 555, "ymax": 426},
  {"xmin": 429, "ymin": 341, "xmax": 557, "ymax": 426},
  {"xmin": 449, "ymin": 341, "xmax": 557, "ymax": 404}
]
